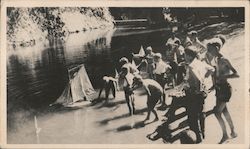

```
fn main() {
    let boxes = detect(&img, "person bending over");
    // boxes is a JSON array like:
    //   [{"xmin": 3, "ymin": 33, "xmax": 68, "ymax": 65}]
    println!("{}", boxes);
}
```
[
  {"xmin": 132, "ymin": 75, "xmax": 163, "ymax": 121},
  {"xmin": 98, "ymin": 76, "xmax": 117, "ymax": 102}
]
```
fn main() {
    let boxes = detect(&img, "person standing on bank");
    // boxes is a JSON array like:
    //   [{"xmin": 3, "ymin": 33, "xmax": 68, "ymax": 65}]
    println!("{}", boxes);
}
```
[
  {"xmin": 119, "ymin": 57, "xmax": 139, "ymax": 75},
  {"xmin": 184, "ymin": 30, "xmax": 206, "ymax": 60},
  {"xmin": 120, "ymin": 66, "xmax": 136, "ymax": 116},
  {"xmin": 172, "ymin": 39, "xmax": 186, "ymax": 85},
  {"xmin": 144, "ymin": 46, "xmax": 156, "ymax": 79},
  {"xmin": 183, "ymin": 47, "xmax": 214, "ymax": 144},
  {"xmin": 153, "ymin": 53, "xmax": 171, "ymax": 110},
  {"xmin": 165, "ymin": 32, "xmax": 180, "ymax": 83},
  {"xmin": 132, "ymin": 75, "xmax": 163, "ymax": 122},
  {"xmin": 206, "ymin": 38, "xmax": 239, "ymax": 144}
]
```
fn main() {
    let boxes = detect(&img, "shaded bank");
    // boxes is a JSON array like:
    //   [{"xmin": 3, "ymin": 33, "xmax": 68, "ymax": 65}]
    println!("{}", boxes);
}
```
[{"xmin": 7, "ymin": 7, "xmax": 114, "ymax": 45}]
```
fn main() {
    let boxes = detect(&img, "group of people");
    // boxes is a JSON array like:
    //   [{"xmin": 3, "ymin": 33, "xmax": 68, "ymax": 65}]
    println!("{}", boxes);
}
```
[{"xmin": 98, "ymin": 30, "xmax": 239, "ymax": 144}]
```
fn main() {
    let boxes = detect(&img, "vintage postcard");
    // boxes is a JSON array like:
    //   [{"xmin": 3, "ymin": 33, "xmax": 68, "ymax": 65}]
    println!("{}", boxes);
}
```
[{"xmin": 0, "ymin": 0, "xmax": 249, "ymax": 148}]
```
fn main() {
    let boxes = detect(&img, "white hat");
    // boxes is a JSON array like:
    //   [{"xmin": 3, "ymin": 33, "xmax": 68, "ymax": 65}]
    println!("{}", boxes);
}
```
[
  {"xmin": 206, "ymin": 38, "xmax": 223, "ymax": 50},
  {"xmin": 215, "ymin": 34, "xmax": 226, "ymax": 45},
  {"xmin": 188, "ymin": 30, "xmax": 198, "ymax": 36},
  {"xmin": 155, "ymin": 53, "xmax": 162, "ymax": 59},
  {"xmin": 119, "ymin": 57, "xmax": 128, "ymax": 63},
  {"xmin": 146, "ymin": 46, "xmax": 153, "ymax": 51}
]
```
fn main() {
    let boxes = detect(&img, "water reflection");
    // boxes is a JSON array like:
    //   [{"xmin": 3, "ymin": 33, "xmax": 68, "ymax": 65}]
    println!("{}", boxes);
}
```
[
  {"xmin": 7, "ymin": 27, "xmax": 116, "ymax": 131},
  {"xmin": 7, "ymin": 26, "xmax": 173, "ymax": 143}
]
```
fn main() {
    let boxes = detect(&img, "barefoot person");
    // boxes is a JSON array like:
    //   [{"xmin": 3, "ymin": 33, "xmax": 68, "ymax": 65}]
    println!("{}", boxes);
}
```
[
  {"xmin": 98, "ymin": 76, "xmax": 117, "ymax": 102},
  {"xmin": 165, "ymin": 32, "xmax": 180, "ymax": 83},
  {"xmin": 184, "ymin": 30, "xmax": 206, "ymax": 60},
  {"xmin": 120, "ymin": 66, "xmax": 136, "ymax": 116},
  {"xmin": 173, "ymin": 39, "xmax": 186, "ymax": 85},
  {"xmin": 153, "ymin": 53, "xmax": 171, "ymax": 110},
  {"xmin": 206, "ymin": 38, "xmax": 239, "ymax": 144},
  {"xmin": 132, "ymin": 75, "xmax": 163, "ymax": 121},
  {"xmin": 119, "ymin": 57, "xmax": 139, "ymax": 75},
  {"xmin": 183, "ymin": 47, "xmax": 215, "ymax": 143},
  {"xmin": 144, "ymin": 46, "xmax": 156, "ymax": 79}
]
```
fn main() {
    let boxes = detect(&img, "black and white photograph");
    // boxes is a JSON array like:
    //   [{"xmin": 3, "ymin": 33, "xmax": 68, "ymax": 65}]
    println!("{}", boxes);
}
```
[{"xmin": 0, "ymin": 0, "xmax": 249, "ymax": 148}]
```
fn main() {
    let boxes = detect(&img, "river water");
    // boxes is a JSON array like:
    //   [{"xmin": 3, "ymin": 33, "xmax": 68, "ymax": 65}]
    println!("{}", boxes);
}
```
[{"xmin": 7, "ymin": 25, "xmax": 172, "ymax": 139}]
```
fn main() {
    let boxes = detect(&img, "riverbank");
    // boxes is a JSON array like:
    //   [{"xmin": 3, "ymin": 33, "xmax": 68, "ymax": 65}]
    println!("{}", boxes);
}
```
[{"xmin": 7, "ymin": 21, "xmax": 246, "ymax": 144}]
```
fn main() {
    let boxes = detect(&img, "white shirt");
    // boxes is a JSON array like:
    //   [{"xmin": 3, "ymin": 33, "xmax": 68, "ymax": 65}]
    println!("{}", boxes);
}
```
[
  {"xmin": 154, "ymin": 60, "xmax": 171, "ymax": 75},
  {"xmin": 166, "ymin": 37, "xmax": 180, "ymax": 47},
  {"xmin": 189, "ymin": 58, "xmax": 215, "ymax": 90},
  {"xmin": 122, "ymin": 63, "xmax": 139, "ymax": 75},
  {"xmin": 185, "ymin": 37, "xmax": 206, "ymax": 53},
  {"xmin": 123, "ymin": 73, "xmax": 134, "ymax": 88},
  {"xmin": 177, "ymin": 45, "xmax": 185, "ymax": 55}
]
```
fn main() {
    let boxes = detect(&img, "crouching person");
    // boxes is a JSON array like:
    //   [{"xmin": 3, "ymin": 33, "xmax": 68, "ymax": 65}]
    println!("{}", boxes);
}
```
[
  {"xmin": 98, "ymin": 76, "xmax": 118, "ymax": 102},
  {"xmin": 132, "ymin": 75, "xmax": 163, "ymax": 121}
]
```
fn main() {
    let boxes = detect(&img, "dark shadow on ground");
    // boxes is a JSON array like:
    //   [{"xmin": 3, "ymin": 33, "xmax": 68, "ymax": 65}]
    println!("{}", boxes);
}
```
[
  {"xmin": 116, "ymin": 119, "xmax": 159, "ymax": 132},
  {"xmin": 98, "ymin": 108, "xmax": 147, "ymax": 125},
  {"xmin": 147, "ymin": 94, "xmax": 216, "ymax": 144},
  {"xmin": 146, "ymin": 96, "xmax": 192, "ymax": 143},
  {"xmin": 46, "ymin": 104, "xmax": 83, "ymax": 113},
  {"xmin": 94, "ymin": 100, "xmax": 127, "ymax": 109},
  {"xmin": 89, "ymin": 98, "xmax": 104, "ymax": 106}
]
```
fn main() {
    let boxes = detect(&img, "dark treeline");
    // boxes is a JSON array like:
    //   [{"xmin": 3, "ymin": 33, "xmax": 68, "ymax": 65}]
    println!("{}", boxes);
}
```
[{"xmin": 110, "ymin": 7, "xmax": 244, "ymax": 26}]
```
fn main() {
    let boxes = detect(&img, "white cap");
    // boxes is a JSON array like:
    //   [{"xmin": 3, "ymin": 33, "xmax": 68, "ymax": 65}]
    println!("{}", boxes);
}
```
[
  {"xmin": 119, "ymin": 57, "xmax": 128, "ymax": 63},
  {"xmin": 146, "ymin": 46, "xmax": 153, "ymax": 51},
  {"xmin": 155, "ymin": 53, "xmax": 162, "ymax": 59},
  {"xmin": 206, "ymin": 38, "xmax": 223, "ymax": 50}
]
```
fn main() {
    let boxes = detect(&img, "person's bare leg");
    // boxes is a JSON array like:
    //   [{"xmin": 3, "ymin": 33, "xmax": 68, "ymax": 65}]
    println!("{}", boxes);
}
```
[
  {"xmin": 145, "ymin": 110, "xmax": 151, "ymax": 121},
  {"xmin": 125, "ymin": 94, "xmax": 132, "ymax": 115},
  {"xmin": 111, "ymin": 83, "xmax": 116, "ymax": 98},
  {"xmin": 114, "ymin": 81, "xmax": 119, "ymax": 91},
  {"xmin": 98, "ymin": 88, "xmax": 103, "ymax": 99},
  {"xmin": 214, "ymin": 101, "xmax": 229, "ymax": 144},
  {"xmin": 200, "ymin": 112, "xmax": 206, "ymax": 139},
  {"xmin": 131, "ymin": 95, "xmax": 135, "ymax": 114},
  {"xmin": 105, "ymin": 88, "xmax": 110, "ymax": 101},
  {"xmin": 222, "ymin": 105, "xmax": 237, "ymax": 138},
  {"xmin": 152, "ymin": 109, "xmax": 159, "ymax": 121}
]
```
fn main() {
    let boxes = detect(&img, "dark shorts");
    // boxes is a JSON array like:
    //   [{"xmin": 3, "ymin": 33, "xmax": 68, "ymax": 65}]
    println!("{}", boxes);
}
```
[
  {"xmin": 147, "ymin": 92, "xmax": 162, "ymax": 110},
  {"xmin": 215, "ymin": 82, "xmax": 232, "ymax": 102},
  {"xmin": 169, "ymin": 61, "xmax": 178, "ymax": 75},
  {"xmin": 155, "ymin": 74, "xmax": 166, "ymax": 87}
]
